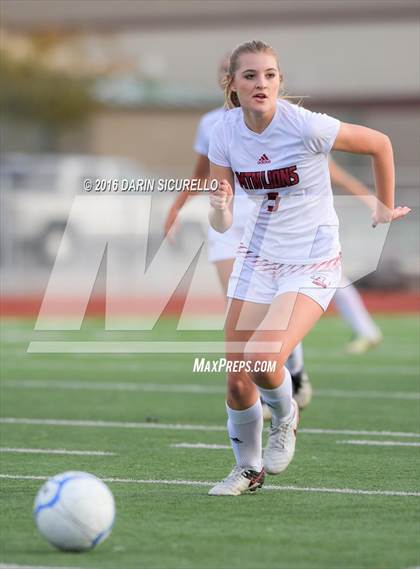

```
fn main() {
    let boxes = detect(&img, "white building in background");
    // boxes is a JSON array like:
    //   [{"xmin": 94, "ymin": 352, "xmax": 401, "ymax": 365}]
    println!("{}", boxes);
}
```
[
  {"xmin": 2, "ymin": 0, "xmax": 420, "ymax": 99},
  {"xmin": 1, "ymin": 0, "xmax": 419, "ymax": 292}
]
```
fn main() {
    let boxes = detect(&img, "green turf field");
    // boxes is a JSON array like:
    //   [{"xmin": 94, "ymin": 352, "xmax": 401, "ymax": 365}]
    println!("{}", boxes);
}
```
[{"xmin": 0, "ymin": 315, "xmax": 419, "ymax": 569}]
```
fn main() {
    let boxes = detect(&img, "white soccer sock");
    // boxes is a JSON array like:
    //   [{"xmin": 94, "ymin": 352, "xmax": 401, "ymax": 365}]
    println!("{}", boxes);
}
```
[
  {"xmin": 226, "ymin": 399, "xmax": 263, "ymax": 472},
  {"xmin": 334, "ymin": 282, "xmax": 380, "ymax": 339},
  {"xmin": 257, "ymin": 366, "xmax": 293, "ymax": 423},
  {"xmin": 285, "ymin": 342, "xmax": 304, "ymax": 375}
]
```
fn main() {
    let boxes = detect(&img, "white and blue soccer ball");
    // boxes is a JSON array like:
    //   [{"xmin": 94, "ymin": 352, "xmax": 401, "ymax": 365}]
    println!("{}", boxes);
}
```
[{"xmin": 33, "ymin": 471, "xmax": 115, "ymax": 552}]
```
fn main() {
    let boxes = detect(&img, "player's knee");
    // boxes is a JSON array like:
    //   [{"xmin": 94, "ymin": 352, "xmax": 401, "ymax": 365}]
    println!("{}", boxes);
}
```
[{"xmin": 226, "ymin": 374, "xmax": 252, "ymax": 403}]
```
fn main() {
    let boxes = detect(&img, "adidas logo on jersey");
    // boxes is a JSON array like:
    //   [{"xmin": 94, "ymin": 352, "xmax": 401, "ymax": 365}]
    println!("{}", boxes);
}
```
[{"xmin": 257, "ymin": 153, "xmax": 271, "ymax": 164}]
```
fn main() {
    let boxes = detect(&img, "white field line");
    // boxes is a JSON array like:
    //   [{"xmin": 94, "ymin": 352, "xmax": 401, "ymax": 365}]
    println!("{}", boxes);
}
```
[
  {"xmin": 3, "ymin": 379, "xmax": 419, "ymax": 401},
  {"xmin": 2, "ymin": 328, "xmax": 418, "ymax": 344},
  {"xmin": 311, "ymin": 364, "xmax": 419, "ymax": 376},
  {"xmin": 171, "ymin": 443, "xmax": 230, "ymax": 449},
  {"xmin": 1, "ymin": 320, "xmax": 417, "ymax": 336},
  {"xmin": 3, "ymin": 334, "xmax": 418, "ymax": 349},
  {"xmin": 1, "ymin": 417, "xmax": 420, "ymax": 439},
  {"xmin": 315, "ymin": 388, "xmax": 419, "ymax": 401},
  {"xmin": 0, "ymin": 447, "xmax": 115, "ymax": 456},
  {"xmin": 173, "ymin": 440, "xmax": 420, "ymax": 450},
  {"xmin": 3, "ymin": 347, "xmax": 419, "ymax": 366},
  {"xmin": 2, "ymin": 332, "xmax": 418, "ymax": 353},
  {"xmin": 3, "ymin": 379, "xmax": 224, "ymax": 395},
  {"xmin": 0, "ymin": 565, "xmax": 85, "ymax": 569},
  {"xmin": 0, "ymin": 417, "xmax": 225, "ymax": 431},
  {"xmin": 27, "ymin": 341, "xmax": 285, "ymax": 354},
  {"xmin": 2, "ymin": 359, "xmax": 418, "ymax": 376},
  {"xmin": 4, "ymin": 344, "xmax": 418, "ymax": 359},
  {"xmin": 1, "ymin": 360, "xmax": 175, "ymax": 372},
  {"xmin": 301, "ymin": 428, "xmax": 420, "ymax": 438},
  {"xmin": 0, "ymin": 474, "xmax": 418, "ymax": 498},
  {"xmin": 337, "ymin": 440, "xmax": 420, "ymax": 448}
]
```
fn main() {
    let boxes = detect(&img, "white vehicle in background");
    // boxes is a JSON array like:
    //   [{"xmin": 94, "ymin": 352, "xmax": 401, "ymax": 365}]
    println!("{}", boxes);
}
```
[{"xmin": 1, "ymin": 154, "xmax": 207, "ymax": 266}]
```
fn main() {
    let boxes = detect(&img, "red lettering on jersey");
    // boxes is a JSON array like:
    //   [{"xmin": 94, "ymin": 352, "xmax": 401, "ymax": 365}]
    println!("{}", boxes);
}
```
[
  {"xmin": 249, "ymin": 171, "xmax": 263, "ymax": 189},
  {"xmin": 235, "ymin": 171, "xmax": 262, "ymax": 189},
  {"xmin": 279, "ymin": 168, "xmax": 291, "ymax": 187},
  {"xmin": 288, "ymin": 165, "xmax": 300, "ymax": 185},
  {"xmin": 235, "ymin": 171, "xmax": 250, "ymax": 189},
  {"xmin": 235, "ymin": 165, "xmax": 299, "ymax": 191}
]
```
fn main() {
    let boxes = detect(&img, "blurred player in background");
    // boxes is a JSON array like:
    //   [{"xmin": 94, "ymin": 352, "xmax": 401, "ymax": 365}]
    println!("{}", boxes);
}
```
[
  {"xmin": 206, "ymin": 39, "xmax": 409, "ymax": 496},
  {"xmin": 328, "ymin": 160, "xmax": 383, "ymax": 354}
]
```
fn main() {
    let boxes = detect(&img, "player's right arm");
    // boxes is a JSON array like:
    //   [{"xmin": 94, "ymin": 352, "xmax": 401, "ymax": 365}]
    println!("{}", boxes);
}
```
[{"xmin": 208, "ymin": 162, "xmax": 234, "ymax": 233}]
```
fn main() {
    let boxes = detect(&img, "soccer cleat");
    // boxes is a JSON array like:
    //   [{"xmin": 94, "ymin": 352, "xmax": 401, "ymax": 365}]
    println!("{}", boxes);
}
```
[
  {"xmin": 291, "ymin": 370, "xmax": 313, "ymax": 410},
  {"xmin": 263, "ymin": 399, "xmax": 299, "ymax": 475},
  {"xmin": 208, "ymin": 466, "xmax": 265, "ymax": 496},
  {"xmin": 345, "ymin": 333, "xmax": 382, "ymax": 355}
]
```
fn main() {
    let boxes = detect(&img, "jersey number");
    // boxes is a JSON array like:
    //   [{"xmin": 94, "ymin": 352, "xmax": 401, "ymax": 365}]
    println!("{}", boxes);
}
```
[{"xmin": 264, "ymin": 192, "xmax": 281, "ymax": 213}]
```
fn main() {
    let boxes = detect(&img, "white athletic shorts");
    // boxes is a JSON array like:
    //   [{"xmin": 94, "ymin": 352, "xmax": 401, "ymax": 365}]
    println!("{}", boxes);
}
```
[
  {"xmin": 227, "ymin": 244, "xmax": 342, "ymax": 311},
  {"xmin": 207, "ymin": 196, "xmax": 253, "ymax": 263},
  {"xmin": 208, "ymin": 226, "xmax": 244, "ymax": 263}
]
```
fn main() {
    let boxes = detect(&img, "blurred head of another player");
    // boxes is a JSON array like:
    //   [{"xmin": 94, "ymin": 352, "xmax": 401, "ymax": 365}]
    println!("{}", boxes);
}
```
[
  {"xmin": 218, "ymin": 54, "xmax": 230, "ymax": 90},
  {"xmin": 224, "ymin": 40, "xmax": 283, "ymax": 114}
]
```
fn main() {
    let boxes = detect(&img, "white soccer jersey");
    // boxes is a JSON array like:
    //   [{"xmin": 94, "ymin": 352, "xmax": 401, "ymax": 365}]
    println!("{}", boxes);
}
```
[
  {"xmin": 208, "ymin": 99, "xmax": 341, "ymax": 264},
  {"xmin": 194, "ymin": 106, "xmax": 254, "ymax": 231}
]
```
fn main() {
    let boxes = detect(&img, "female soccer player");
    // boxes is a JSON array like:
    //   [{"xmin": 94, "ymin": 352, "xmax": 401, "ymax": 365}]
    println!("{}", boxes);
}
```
[
  {"xmin": 165, "ymin": 60, "xmax": 385, "ymax": 418},
  {"xmin": 207, "ymin": 40, "xmax": 410, "ymax": 496},
  {"xmin": 164, "ymin": 56, "xmax": 313, "ymax": 410}
]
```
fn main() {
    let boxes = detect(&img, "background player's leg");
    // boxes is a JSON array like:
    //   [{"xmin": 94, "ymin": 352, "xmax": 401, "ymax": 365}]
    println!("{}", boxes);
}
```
[
  {"xmin": 334, "ymin": 280, "xmax": 382, "ymax": 354},
  {"xmin": 285, "ymin": 342, "xmax": 313, "ymax": 409},
  {"xmin": 214, "ymin": 259, "xmax": 234, "ymax": 295},
  {"xmin": 285, "ymin": 343, "xmax": 304, "ymax": 375}
]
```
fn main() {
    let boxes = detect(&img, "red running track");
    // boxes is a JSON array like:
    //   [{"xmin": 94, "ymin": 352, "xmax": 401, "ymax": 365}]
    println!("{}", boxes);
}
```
[{"xmin": 0, "ymin": 292, "xmax": 419, "ymax": 317}]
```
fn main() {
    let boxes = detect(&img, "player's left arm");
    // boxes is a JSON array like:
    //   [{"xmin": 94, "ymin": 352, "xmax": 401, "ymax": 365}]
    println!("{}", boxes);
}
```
[{"xmin": 332, "ymin": 123, "xmax": 411, "ymax": 226}]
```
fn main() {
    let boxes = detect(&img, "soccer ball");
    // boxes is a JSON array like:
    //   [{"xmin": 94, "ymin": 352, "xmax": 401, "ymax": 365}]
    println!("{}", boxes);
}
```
[{"xmin": 33, "ymin": 471, "xmax": 115, "ymax": 552}]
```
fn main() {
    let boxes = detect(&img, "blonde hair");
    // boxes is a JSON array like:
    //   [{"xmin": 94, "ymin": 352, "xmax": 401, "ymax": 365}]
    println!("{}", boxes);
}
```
[{"xmin": 223, "ymin": 40, "xmax": 284, "ymax": 109}]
